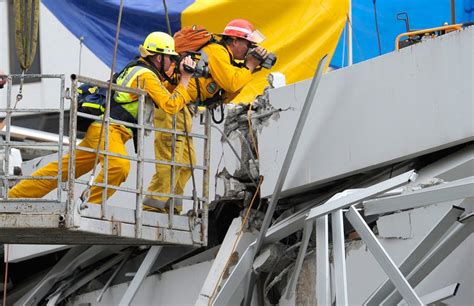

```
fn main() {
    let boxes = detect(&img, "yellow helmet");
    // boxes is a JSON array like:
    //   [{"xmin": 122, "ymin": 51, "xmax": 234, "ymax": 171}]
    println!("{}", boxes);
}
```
[{"xmin": 139, "ymin": 31, "xmax": 179, "ymax": 57}]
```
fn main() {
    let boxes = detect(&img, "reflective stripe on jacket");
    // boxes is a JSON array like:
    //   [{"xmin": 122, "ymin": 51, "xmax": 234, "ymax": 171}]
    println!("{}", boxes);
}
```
[
  {"xmin": 114, "ymin": 65, "xmax": 153, "ymax": 119},
  {"xmin": 115, "ymin": 59, "xmax": 192, "ymax": 115}
]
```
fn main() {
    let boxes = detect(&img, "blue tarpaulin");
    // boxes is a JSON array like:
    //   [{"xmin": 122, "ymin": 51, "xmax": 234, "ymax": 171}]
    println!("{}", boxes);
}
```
[{"xmin": 42, "ymin": 0, "xmax": 193, "ymax": 70}]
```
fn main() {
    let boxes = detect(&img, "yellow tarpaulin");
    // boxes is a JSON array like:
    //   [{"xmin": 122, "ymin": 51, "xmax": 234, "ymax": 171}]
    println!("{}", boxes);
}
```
[{"xmin": 182, "ymin": 0, "xmax": 349, "ymax": 102}]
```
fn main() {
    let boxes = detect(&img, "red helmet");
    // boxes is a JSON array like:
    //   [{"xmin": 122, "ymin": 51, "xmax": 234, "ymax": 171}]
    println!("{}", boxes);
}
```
[{"xmin": 221, "ymin": 19, "xmax": 265, "ymax": 43}]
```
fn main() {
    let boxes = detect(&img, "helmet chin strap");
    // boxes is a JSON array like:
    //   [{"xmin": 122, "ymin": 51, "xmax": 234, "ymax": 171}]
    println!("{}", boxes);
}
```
[
  {"xmin": 160, "ymin": 54, "xmax": 166, "ymax": 75},
  {"xmin": 149, "ymin": 53, "xmax": 176, "ymax": 85},
  {"xmin": 147, "ymin": 54, "xmax": 163, "ymax": 74}
]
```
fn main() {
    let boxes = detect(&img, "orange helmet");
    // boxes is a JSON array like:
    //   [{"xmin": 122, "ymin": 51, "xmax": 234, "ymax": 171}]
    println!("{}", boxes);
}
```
[{"xmin": 221, "ymin": 19, "xmax": 265, "ymax": 43}]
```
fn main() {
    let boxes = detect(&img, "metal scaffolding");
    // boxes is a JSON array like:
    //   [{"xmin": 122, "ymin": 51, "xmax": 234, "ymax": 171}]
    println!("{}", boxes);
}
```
[{"xmin": 0, "ymin": 73, "xmax": 210, "ymax": 246}]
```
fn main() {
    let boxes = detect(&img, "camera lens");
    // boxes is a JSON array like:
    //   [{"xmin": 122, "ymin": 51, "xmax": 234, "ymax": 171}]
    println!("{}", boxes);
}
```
[{"xmin": 261, "ymin": 53, "xmax": 277, "ymax": 69}]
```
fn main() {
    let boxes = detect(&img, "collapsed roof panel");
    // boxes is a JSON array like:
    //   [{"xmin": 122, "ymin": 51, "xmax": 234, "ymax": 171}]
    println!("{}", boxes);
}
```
[{"xmin": 259, "ymin": 27, "xmax": 474, "ymax": 198}]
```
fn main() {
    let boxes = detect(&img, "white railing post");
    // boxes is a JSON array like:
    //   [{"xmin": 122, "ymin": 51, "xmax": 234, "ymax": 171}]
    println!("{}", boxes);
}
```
[
  {"xmin": 332, "ymin": 209, "xmax": 348, "ymax": 305},
  {"xmin": 315, "ymin": 215, "xmax": 331, "ymax": 305}
]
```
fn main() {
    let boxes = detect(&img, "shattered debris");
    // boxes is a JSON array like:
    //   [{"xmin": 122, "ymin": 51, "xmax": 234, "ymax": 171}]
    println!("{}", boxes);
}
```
[{"xmin": 223, "ymin": 86, "xmax": 281, "ymax": 141}]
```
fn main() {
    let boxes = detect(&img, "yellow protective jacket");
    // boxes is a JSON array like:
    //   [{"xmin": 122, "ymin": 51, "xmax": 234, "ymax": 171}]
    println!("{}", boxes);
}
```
[
  {"xmin": 156, "ymin": 42, "xmax": 253, "ymax": 132},
  {"xmin": 188, "ymin": 42, "xmax": 253, "ymax": 103},
  {"xmin": 115, "ymin": 58, "xmax": 192, "ymax": 116}
]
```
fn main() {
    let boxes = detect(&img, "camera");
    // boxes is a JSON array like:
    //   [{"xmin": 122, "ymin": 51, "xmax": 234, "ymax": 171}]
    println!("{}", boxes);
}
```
[
  {"xmin": 248, "ymin": 50, "xmax": 277, "ymax": 69},
  {"xmin": 261, "ymin": 53, "xmax": 277, "ymax": 69},
  {"xmin": 183, "ymin": 60, "xmax": 210, "ymax": 78},
  {"xmin": 178, "ymin": 52, "xmax": 210, "ymax": 78}
]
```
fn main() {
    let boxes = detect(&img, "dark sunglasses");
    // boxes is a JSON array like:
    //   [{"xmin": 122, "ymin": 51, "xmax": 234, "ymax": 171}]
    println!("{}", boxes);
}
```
[
  {"xmin": 236, "ymin": 38, "xmax": 256, "ymax": 49},
  {"xmin": 247, "ymin": 42, "xmax": 257, "ymax": 49}
]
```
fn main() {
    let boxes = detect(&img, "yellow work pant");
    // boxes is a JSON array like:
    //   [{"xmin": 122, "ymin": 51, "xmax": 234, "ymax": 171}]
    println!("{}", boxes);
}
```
[
  {"xmin": 147, "ymin": 131, "xmax": 196, "ymax": 202},
  {"xmin": 9, "ymin": 123, "xmax": 132, "ymax": 204}
]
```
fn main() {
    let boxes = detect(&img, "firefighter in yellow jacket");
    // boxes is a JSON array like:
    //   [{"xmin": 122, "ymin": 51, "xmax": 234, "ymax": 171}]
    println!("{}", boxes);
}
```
[
  {"xmin": 9, "ymin": 32, "xmax": 196, "ymax": 205},
  {"xmin": 144, "ymin": 19, "xmax": 268, "ymax": 213}
]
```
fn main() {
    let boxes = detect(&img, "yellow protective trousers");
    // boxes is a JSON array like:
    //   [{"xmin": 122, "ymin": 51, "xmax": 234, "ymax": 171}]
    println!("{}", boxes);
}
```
[
  {"xmin": 8, "ymin": 123, "xmax": 132, "ymax": 204},
  {"xmin": 146, "ymin": 109, "xmax": 196, "ymax": 203}
]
